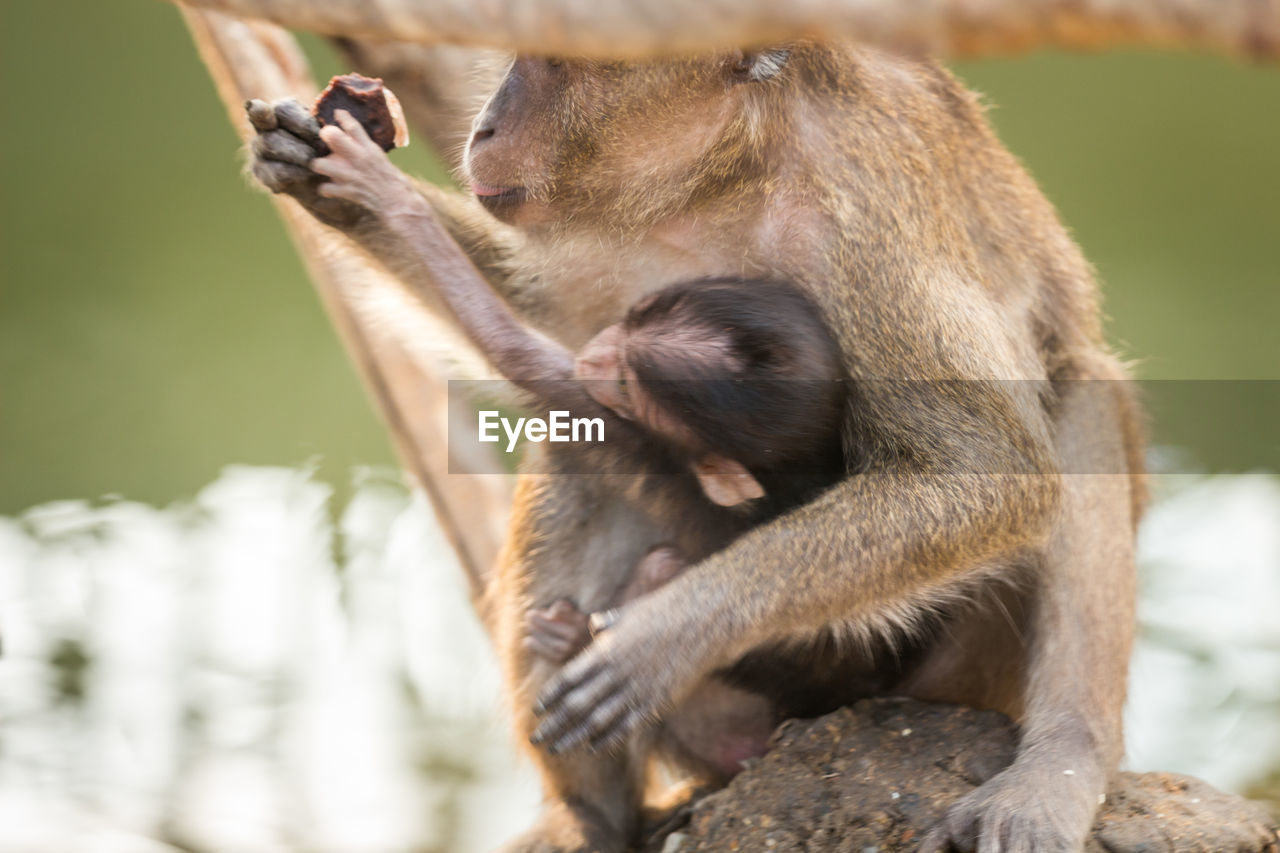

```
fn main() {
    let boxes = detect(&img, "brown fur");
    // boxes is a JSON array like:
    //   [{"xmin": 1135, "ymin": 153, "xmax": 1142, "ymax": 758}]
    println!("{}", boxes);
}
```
[{"xmin": 248, "ymin": 41, "xmax": 1145, "ymax": 853}]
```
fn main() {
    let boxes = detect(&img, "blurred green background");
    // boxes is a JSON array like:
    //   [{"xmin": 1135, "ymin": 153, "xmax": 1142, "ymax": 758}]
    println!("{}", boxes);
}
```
[{"xmin": 1, "ymin": 0, "xmax": 1278, "ymax": 514}]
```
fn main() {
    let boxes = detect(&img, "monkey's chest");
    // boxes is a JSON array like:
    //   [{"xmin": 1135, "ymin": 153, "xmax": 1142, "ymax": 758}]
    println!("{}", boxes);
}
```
[{"xmin": 523, "ymin": 239, "xmax": 776, "ymax": 349}]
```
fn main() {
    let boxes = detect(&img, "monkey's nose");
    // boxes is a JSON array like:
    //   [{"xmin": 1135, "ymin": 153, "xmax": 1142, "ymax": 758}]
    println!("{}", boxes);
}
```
[{"xmin": 470, "ymin": 124, "xmax": 496, "ymax": 147}]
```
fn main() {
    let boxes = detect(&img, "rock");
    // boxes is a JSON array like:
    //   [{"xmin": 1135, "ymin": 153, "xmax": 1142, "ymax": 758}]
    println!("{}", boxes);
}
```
[{"xmin": 641, "ymin": 699, "xmax": 1280, "ymax": 852}]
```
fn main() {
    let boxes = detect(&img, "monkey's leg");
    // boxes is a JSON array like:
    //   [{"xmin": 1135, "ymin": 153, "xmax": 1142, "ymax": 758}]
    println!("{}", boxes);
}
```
[
  {"xmin": 894, "ymin": 575, "xmax": 1032, "ymax": 719},
  {"xmin": 656, "ymin": 682, "xmax": 777, "ymax": 786},
  {"xmin": 494, "ymin": 473, "xmax": 670, "ymax": 852},
  {"xmin": 922, "ymin": 376, "xmax": 1138, "ymax": 853},
  {"xmin": 499, "ymin": 599, "xmax": 646, "ymax": 853},
  {"xmin": 499, "ymin": 655, "xmax": 647, "ymax": 853}
]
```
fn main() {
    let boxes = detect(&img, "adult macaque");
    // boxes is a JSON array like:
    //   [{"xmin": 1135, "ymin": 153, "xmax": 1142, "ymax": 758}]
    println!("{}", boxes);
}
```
[
  {"xmin": 293, "ymin": 111, "xmax": 849, "ymax": 768},
  {"xmin": 247, "ymin": 43, "xmax": 1145, "ymax": 853},
  {"xmin": 287, "ymin": 109, "xmax": 853, "ymax": 779}
]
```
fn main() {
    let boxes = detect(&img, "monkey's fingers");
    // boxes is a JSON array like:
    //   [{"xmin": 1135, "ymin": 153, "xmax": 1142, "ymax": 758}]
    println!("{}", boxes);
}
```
[
  {"xmin": 272, "ymin": 98, "xmax": 327, "ymax": 154},
  {"xmin": 919, "ymin": 811, "xmax": 978, "ymax": 853},
  {"xmin": 253, "ymin": 130, "xmax": 316, "ymax": 167},
  {"xmin": 549, "ymin": 690, "xmax": 633, "ymax": 755},
  {"xmin": 587, "ymin": 707, "xmax": 648, "ymax": 754},
  {"xmin": 523, "ymin": 633, "xmax": 574, "ymax": 664},
  {"xmin": 915, "ymin": 830, "xmax": 948, "ymax": 853},
  {"xmin": 317, "ymin": 124, "xmax": 359, "ymax": 159},
  {"xmin": 528, "ymin": 611, "xmax": 587, "ymax": 644},
  {"xmin": 333, "ymin": 109, "xmax": 378, "ymax": 150},
  {"xmin": 245, "ymin": 99, "xmax": 277, "ymax": 132},
  {"xmin": 534, "ymin": 653, "xmax": 601, "ymax": 715},
  {"xmin": 544, "ymin": 598, "xmax": 582, "ymax": 620},
  {"xmin": 317, "ymin": 112, "xmax": 382, "ymax": 162},
  {"xmin": 251, "ymin": 159, "xmax": 314, "ymax": 195},
  {"xmin": 531, "ymin": 668, "xmax": 620, "ymax": 747},
  {"xmin": 310, "ymin": 157, "xmax": 355, "ymax": 181}
]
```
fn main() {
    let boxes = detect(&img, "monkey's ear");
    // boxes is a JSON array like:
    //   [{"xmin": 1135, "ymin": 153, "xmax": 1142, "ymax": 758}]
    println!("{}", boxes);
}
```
[
  {"xmin": 694, "ymin": 456, "xmax": 766, "ymax": 507},
  {"xmin": 730, "ymin": 48, "xmax": 791, "ymax": 83}
]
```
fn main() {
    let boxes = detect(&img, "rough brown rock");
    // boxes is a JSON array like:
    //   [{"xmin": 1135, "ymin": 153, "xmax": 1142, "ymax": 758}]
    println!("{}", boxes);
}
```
[{"xmin": 642, "ymin": 699, "xmax": 1280, "ymax": 853}]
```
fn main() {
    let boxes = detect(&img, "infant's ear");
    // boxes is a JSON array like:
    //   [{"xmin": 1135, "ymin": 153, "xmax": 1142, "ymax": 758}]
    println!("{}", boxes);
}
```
[{"xmin": 694, "ymin": 455, "xmax": 766, "ymax": 507}]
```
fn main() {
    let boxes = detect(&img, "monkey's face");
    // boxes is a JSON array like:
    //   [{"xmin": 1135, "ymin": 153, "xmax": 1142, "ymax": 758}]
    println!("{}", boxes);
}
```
[
  {"xmin": 574, "ymin": 323, "xmax": 636, "ymax": 416},
  {"xmin": 573, "ymin": 322, "xmax": 696, "ymax": 449},
  {"xmin": 574, "ymin": 323, "xmax": 691, "ymax": 449},
  {"xmin": 573, "ymin": 321, "xmax": 765, "ymax": 509},
  {"xmin": 463, "ymin": 50, "xmax": 789, "ymax": 230},
  {"xmin": 574, "ymin": 317, "xmax": 739, "ymax": 452}
]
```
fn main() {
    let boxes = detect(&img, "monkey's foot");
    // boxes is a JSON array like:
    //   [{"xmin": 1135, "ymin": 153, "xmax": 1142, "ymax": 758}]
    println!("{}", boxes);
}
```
[
  {"xmin": 496, "ymin": 801, "xmax": 627, "ymax": 853},
  {"xmin": 919, "ymin": 759, "xmax": 1100, "ymax": 853}
]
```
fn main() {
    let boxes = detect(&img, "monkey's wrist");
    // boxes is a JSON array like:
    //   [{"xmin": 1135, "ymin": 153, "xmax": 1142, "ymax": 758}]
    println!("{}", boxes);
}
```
[{"xmin": 379, "ymin": 195, "xmax": 436, "ymax": 230}]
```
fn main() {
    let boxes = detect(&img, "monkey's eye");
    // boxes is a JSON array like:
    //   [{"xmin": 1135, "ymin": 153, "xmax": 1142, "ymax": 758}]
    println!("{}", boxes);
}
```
[
  {"xmin": 546, "ymin": 56, "xmax": 564, "ymax": 69},
  {"xmin": 729, "ymin": 53, "xmax": 754, "ymax": 80}
]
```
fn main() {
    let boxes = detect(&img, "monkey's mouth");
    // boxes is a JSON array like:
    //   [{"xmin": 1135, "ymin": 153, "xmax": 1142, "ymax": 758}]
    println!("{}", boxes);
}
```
[{"xmin": 471, "ymin": 180, "xmax": 527, "ymax": 212}]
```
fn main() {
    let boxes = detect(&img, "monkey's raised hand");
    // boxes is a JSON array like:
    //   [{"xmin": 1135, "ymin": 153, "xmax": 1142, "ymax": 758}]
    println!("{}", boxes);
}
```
[
  {"xmin": 531, "ymin": 584, "xmax": 714, "ymax": 754},
  {"xmin": 245, "ymin": 98, "xmax": 373, "ymax": 228},
  {"xmin": 310, "ymin": 111, "xmax": 422, "ymax": 216}
]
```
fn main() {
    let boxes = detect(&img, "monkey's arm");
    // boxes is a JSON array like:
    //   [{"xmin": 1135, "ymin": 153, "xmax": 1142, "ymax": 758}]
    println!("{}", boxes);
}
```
[
  {"xmin": 309, "ymin": 111, "xmax": 593, "ymax": 403},
  {"xmin": 920, "ymin": 373, "xmax": 1137, "ymax": 853},
  {"xmin": 247, "ymin": 97, "xmax": 520, "ymax": 320},
  {"xmin": 531, "ymin": 296, "xmax": 1063, "ymax": 752},
  {"xmin": 249, "ymin": 102, "xmax": 674, "ymax": 476}
]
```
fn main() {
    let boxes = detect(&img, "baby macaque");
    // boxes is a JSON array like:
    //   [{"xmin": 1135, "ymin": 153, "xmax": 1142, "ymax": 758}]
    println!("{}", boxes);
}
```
[
  {"xmin": 572, "ymin": 277, "xmax": 849, "ymax": 510},
  {"xmin": 300, "ymin": 111, "xmax": 849, "ymax": 778},
  {"xmin": 525, "ymin": 279, "xmax": 853, "ymax": 664},
  {"xmin": 515, "ymin": 279, "xmax": 852, "ymax": 778}
]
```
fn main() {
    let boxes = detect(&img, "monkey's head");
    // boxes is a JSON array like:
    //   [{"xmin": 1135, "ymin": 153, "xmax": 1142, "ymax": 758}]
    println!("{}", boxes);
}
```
[
  {"xmin": 574, "ymin": 278, "xmax": 847, "ymax": 507},
  {"xmin": 463, "ymin": 49, "xmax": 790, "ymax": 230}
]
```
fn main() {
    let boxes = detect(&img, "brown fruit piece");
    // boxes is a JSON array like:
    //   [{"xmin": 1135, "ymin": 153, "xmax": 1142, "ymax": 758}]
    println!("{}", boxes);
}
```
[{"xmin": 313, "ymin": 73, "xmax": 409, "ymax": 152}]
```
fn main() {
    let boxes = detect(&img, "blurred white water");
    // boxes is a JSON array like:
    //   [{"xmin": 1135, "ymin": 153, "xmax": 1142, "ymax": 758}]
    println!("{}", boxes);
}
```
[
  {"xmin": 0, "ymin": 466, "xmax": 539, "ymax": 853},
  {"xmin": 0, "ymin": 466, "xmax": 1276, "ymax": 852},
  {"xmin": 1126, "ymin": 474, "xmax": 1280, "ymax": 790}
]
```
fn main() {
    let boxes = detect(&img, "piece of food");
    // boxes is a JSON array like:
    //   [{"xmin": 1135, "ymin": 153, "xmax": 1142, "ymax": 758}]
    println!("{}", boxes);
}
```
[{"xmin": 313, "ymin": 74, "xmax": 409, "ymax": 151}]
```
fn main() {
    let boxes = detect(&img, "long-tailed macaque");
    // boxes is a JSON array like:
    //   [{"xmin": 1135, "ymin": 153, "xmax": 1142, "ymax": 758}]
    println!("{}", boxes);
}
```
[
  {"xmin": 246, "ymin": 42, "xmax": 1145, "ymax": 853},
  {"xmin": 281, "ymin": 112, "xmax": 853, "ymax": 775}
]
